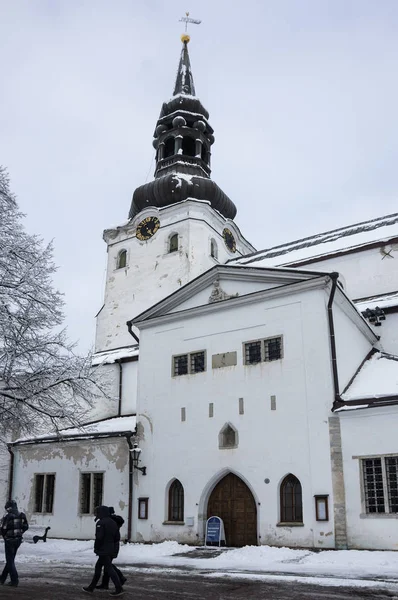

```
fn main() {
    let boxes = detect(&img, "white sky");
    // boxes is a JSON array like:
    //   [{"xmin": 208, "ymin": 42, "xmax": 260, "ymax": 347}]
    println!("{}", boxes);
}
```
[{"xmin": 1, "ymin": 1, "xmax": 398, "ymax": 352}]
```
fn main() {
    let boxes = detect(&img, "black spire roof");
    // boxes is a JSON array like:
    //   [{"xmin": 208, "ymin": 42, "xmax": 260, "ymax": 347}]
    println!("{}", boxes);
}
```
[{"xmin": 129, "ymin": 39, "xmax": 236, "ymax": 221}]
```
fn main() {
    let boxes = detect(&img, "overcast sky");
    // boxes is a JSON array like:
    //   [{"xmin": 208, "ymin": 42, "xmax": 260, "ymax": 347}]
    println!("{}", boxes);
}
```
[{"xmin": 1, "ymin": 1, "xmax": 398, "ymax": 353}]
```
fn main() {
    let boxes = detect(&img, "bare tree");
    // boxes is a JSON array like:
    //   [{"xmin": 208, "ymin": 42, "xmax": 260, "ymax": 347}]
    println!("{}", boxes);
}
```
[{"xmin": 0, "ymin": 167, "xmax": 103, "ymax": 440}]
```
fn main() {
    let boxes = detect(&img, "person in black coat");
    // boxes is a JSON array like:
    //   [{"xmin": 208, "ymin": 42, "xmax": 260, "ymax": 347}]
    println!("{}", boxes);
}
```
[
  {"xmin": 96, "ymin": 506, "xmax": 126, "ymax": 590},
  {"xmin": 82, "ymin": 506, "xmax": 124, "ymax": 597}
]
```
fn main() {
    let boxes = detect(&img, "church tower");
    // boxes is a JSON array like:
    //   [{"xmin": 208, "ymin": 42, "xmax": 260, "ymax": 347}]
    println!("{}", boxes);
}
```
[{"xmin": 95, "ymin": 37, "xmax": 255, "ymax": 353}]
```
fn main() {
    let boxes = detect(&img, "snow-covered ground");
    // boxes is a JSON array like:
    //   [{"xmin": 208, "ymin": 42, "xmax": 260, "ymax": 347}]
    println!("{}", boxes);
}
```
[{"xmin": 5, "ymin": 539, "xmax": 398, "ymax": 591}]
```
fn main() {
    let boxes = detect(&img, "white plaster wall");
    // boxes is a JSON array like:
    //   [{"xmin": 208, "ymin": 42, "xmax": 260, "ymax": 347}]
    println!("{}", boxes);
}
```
[
  {"xmin": 332, "ymin": 300, "xmax": 374, "ymax": 391},
  {"xmin": 0, "ymin": 445, "xmax": 9, "ymax": 509},
  {"xmin": 11, "ymin": 438, "xmax": 130, "ymax": 540},
  {"xmin": 134, "ymin": 286, "xmax": 354, "ymax": 548},
  {"xmin": 294, "ymin": 247, "xmax": 398, "ymax": 301},
  {"xmin": 95, "ymin": 202, "xmax": 254, "ymax": 353},
  {"xmin": 121, "ymin": 360, "xmax": 138, "ymax": 415},
  {"xmin": 340, "ymin": 406, "xmax": 398, "ymax": 550}
]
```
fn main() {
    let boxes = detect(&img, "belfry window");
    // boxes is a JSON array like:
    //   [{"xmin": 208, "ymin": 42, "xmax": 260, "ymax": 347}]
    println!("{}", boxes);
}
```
[
  {"xmin": 181, "ymin": 136, "xmax": 195, "ymax": 157},
  {"xmin": 164, "ymin": 137, "xmax": 175, "ymax": 158},
  {"xmin": 168, "ymin": 479, "xmax": 184, "ymax": 522},
  {"xmin": 169, "ymin": 234, "xmax": 178, "ymax": 253},
  {"xmin": 280, "ymin": 474, "xmax": 303, "ymax": 523},
  {"xmin": 117, "ymin": 249, "xmax": 127, "ymax": 269}
]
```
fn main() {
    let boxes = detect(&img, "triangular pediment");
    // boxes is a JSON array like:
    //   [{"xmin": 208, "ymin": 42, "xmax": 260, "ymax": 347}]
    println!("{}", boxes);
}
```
[{"xmin": 132, "ymin": 265, "xmax": 329, "ymax": 327}]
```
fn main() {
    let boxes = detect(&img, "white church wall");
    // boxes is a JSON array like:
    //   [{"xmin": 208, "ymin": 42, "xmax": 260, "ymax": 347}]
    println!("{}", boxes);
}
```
[
  {"xmin": 95, "ymin": 202, "xmax": 254, "ymax": 353},
  {"xmin": 135, "ymin": 287, "xmax": 342, "ymax": 548},
  {"xmin": 120, "ymin": 360, "xmax": 138, "ymax": 415},
  {"xmin": 339, "ymin": 405, "xmax": 398, "ymax": 550},
  {"xmin": 11, "ymin": 438, "xmax": 130, "ymax": 540},
  {"xmin": 369, "ymin": 312, "xmax": 398, "ymax": 355},
  {"xmin": 0, "ymin": 445, "xmax": 9, "ymax": 510},
  {"xmin": 332, "ymin": 298, "xmax": 375, "ymax": 391},
  {"xmin": 293, "ymin": 246, "xmax": 398, "ymax": 301}
]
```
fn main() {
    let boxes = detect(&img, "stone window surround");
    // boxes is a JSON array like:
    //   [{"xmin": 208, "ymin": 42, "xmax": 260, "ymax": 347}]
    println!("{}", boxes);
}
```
[
  {"xmin": 354, "ymin": 453, "xmax": 398, "ymax": 517},
  {"xmin": 171, "ymin": 350, "xmax": 207, "ymax": 377},
  {"xmin": 243, "ymin": 335, "xmax": 284, "ymax": 365}
]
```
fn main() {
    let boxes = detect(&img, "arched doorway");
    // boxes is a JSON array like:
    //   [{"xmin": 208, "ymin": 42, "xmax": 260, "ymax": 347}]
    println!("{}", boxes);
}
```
[{"xmin": 207, "ymin": 473, "xmax": 257, "ymax": 547}]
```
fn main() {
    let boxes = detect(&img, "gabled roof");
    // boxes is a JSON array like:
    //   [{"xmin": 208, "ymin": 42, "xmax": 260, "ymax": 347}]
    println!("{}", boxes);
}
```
[
  {"xmin": 92, "ymin": 345, "xmax": 139, "ymax": 366},
  {"xmin": 354, "ymin": 291, "xmax": 398, "ymax": 314},
  {"xmin": 231, "ymin": 212, "xmax": 398, "ymax": 268},
  {"xmin": 131, "ymin": 264, "xmax": 333, "ymax": 328},
  {"xmin": 335, "ymin": 352, "xmax": 398, "ymax": 412}
]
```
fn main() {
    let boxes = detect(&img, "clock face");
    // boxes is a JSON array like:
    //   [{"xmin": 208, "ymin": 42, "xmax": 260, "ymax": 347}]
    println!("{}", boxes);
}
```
[
  {"xmin": 222, "ymin": 228, "xmax": 236, "ymax": 253},
  {"xmin": 136, "ymin": 216, "xmax": 160, "ymax": 241}
]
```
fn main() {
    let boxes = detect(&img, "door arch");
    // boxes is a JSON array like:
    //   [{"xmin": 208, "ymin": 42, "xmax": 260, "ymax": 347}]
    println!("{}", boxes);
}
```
[{"xmin": 207, "ymin": 473, "xmax": 257, "ymax": 547}]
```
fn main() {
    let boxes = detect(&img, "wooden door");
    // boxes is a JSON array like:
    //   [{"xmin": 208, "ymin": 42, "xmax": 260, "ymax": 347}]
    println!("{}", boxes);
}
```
[{"xmin": 207, "ymin": 473, "xmax": 257, "ymax": 547}]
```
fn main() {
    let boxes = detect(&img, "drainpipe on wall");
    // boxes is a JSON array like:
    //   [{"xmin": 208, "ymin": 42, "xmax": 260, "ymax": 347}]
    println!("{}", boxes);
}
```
[
  {"xmin": 327, "ymin": 272, "xmax": 341, "ymax": 407},
  {"xmin": 116, "ymin": 360, "xmax": 123, "ymax": 417},
  {"xmin": 126, "ymin": 320, "xmax": 139, "ymax": 344},
  {"xmin": 125, "ymin": 434, "xmax": 134, "ymax": 541},
  {"xmin": 7, "ymin": 445, "xmax": 14, "ymax": 501}
]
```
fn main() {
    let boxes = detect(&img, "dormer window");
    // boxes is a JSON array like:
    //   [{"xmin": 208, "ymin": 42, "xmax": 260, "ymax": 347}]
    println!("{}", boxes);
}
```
[
  {"xmin": 169, "ymin": 234, "xmax": 179, "ymax": 253},
  {"xmin": 210, "ymin": 239, "xmax": 218, "ymax": 260},
  {"xmin": 117, "ymin": 249, "xmax": 127, "ymax": 269}
]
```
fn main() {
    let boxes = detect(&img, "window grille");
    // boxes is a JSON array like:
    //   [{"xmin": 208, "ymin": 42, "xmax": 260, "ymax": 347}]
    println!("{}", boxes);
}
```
[
  {"xmin": 80, "ymin": 472, "xmax": 104, "ymax": 515},
  {"xmin": 244, "ymin": 336, "xmax": 283, "ymax": 365},
  {"xmin": 265, "ymin": 337, "xmax": 282, "ymax": 361},
  {"xmin": 362, "ymin": 458, "xmax": 385, "ymax": 513},
  {"xmin": 168, "ymin": 480, "xmax": 184, "ymax": 521},
  {"xmin": 34, "ymin": 474, "xmax": 55, "ymax": 513},
  {"xmin": 169, "ymin": 234, "xmax": 178, "ymax": 253},
  {"xmin": 190, "ymin": 351, "xmax": 205, "ymax": 373},
  {"xmin": 244, "ymin": 341, "xmax": 261, "ymax": 364},
  {"xmin": 280, "ymin": 474, "xmax": 303, "ymax": 523},
  {"xmin": 173, "ymin": 351, "xmax": 206, "ymax": 376},
  {"xmin": 173, "ymin": 355, "xmax": 188, "ymax": 376}
]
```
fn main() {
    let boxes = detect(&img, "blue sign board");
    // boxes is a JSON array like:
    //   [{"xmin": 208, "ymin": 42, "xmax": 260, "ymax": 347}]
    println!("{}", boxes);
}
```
[{"xmin": 205, "ymin": 516, "xmax": 224, "ymax": 546}]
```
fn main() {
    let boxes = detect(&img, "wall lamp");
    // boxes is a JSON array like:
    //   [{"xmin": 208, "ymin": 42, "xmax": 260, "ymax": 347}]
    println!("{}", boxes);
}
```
[{"xmin": 130, "ymin": 443, "xmax": 147, "ymax": 476}]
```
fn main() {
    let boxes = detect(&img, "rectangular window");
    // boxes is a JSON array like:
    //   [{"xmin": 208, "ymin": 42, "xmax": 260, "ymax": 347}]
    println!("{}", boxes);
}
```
[
  {"xmin": 138, "ymin": 498, "xmax": 149, "ymax": 520},
  {"xmin": 244, "ymin": 336, "xmax": 283, "ymax": 365},
  {"xmin": 172, "ymin": 351, "xmax": 206, "ymax": 376},
  {"xmin": 80, "ymin": 472, "xmax": 104, "ymax": 515},
  {"xmin": 360, "ymin": 456, "xmax": 398, "ymax": 514},
  {"xmin": 34, "ymin": 474, "xmax": 55, "ymax": 513}
]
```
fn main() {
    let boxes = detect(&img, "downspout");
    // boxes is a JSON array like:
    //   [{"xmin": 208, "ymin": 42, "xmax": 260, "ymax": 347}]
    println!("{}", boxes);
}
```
[
  {"xmin": 7, "ymin": 445, "xmax": 14, "ymax": 501},
  {"xmin": 126, "ymin": 320, "xmax": 139, "ymax": 344},
  {"xmin": 125, "ymin": 434, "xmax": 134, "ymax": 541},
  {"xmin": 327, "ymin": 272, "xmax": 341, "ymax": 407},
  {"xmin": 115, "ymin": 360, "xmax": 123, "ymax": 417}
]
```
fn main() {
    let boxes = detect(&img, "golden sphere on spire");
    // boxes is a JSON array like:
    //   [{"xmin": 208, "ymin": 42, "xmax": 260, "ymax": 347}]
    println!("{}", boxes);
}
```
[{"xmin": 181, "ymin": 34, "xmax": 190, "ymax": 44}]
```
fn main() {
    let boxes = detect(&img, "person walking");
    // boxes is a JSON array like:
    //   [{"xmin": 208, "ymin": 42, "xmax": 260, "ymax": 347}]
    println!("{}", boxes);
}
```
[
  {"xmin": 96, "ymin": 507, "xmax": 126, "ymax": 590},
  {"xmin": 0, "ymin": 499, "xmax": 29, "ymax": 587},
  {"xmin": 82, "ymin": 505, "xmax": 124, "ymax": 597}
]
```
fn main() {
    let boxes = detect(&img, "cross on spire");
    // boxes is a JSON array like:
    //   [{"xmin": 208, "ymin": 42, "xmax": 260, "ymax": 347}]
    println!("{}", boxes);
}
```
[{"xmin": 179, "ymin": 11, "xmax": 201, "ymax": 35}]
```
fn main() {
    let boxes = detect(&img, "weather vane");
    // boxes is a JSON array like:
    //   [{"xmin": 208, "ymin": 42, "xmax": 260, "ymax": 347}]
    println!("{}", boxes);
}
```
[{"xmin": 179, "ymin": 12, "xmax": 201, "ymax": 43}]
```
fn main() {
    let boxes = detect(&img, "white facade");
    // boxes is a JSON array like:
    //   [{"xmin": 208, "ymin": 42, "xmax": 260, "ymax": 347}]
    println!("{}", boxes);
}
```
[
  {"xmin": 95, "ymin": 201, "xmax": 254, "ymax": 353},
  {"xmin": 132, "ymin": 267, "xmax": 377, "ymax": 548}
]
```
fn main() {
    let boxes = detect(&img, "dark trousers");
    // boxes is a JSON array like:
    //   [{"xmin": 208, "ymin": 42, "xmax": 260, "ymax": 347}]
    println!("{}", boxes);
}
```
[
  {"xmin": 1, "ymin": 538, "xmax": 22, "ymax": 584},
  {"xmin": 101, "ymin": 560, "xmax": 124, "ymax": 587},
  {"xmin": 88, "ymin": 555, "xmax": 121, "ymax": 591}
]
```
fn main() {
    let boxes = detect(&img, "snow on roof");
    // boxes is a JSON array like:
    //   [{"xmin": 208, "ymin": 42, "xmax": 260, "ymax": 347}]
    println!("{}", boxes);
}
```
[
  {"xmin": 231, "ymin": 213, "xmax": 398, "ymax": 268},
  {"xmin": 341, "ymin": 353, "xmax": 398, "ymax": 402},
  {"xmin": 92, "ymin": 345, "xmax": 139, "ymax": 366},
  {"xmin": 14, "ymin": 416, "xmax": 137, "ymax": 445},
  {"xmin": 354, "ymin": 291, "xmax": 398, "ymax": 313}
]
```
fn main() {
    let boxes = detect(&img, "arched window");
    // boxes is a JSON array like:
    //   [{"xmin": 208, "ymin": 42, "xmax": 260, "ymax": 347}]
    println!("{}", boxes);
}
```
[
  {"xmin": 181, "ymin": 136, "xmax": 196, "ymax": 157},
  {"xmin": 169, "ymin": 233, "xmax": 178, "ymax": 253},
  {"xmin": 164, "ymin": 137, "xmax": 175, "ymax": 158},
  {"xmin": 280, "ymin": 474, "xmax": 303, "ymax": 523},
  {"xmin": 117, "ymin": 249, "xmax": 127, "ymax": 269},
  {"xmin": 201, "ymin": 145, "xmax": 208, "ymax": 164},
  {"xmin": 219, "ymin": 423, "xmax": 238, "ymax": 449},
  {"xmin": 168, "ymin": 479, "xmax": 184, "ymax": 522},
  {"xmin": 210, "ymin": 239, "xmax": 218, "ymax": 260}
]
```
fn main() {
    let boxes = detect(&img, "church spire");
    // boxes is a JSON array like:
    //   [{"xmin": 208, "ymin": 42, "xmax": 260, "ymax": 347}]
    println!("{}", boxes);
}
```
[
  {"xmin": 173, "ymin": 38, "xmax": 196, "ymax": 97},
  {"xmin": 128, "ymin": 37, "xmax": 237, "ymax": 222}
]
